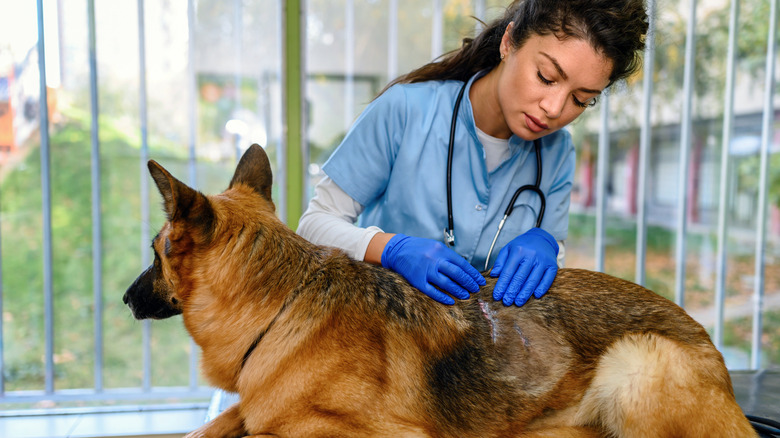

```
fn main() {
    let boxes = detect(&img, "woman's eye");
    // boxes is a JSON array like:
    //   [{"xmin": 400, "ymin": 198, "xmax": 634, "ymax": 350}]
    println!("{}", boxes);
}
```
[
  {"xmin": 573, "ymin": 96, "xmax": 598, "ymax": 109},
  {"xmin": 537, "ymin": 71, "xmax": 553, "ymax": 85}
]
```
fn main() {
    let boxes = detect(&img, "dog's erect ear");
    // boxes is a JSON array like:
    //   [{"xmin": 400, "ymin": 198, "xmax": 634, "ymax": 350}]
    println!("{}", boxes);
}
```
[
  {"xmin": 147, "ymin": 160, "xmax": 213, "ymax": 230},
  {"xmin": 228, "ymin": 144, "xmax": 273, "ymax": 201}
]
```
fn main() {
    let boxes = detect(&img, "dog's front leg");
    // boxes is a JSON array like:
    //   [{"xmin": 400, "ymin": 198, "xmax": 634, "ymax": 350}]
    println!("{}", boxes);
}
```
[{"xmin": 184, "ymin": 403, "xmax": 248, "ymax": 438}]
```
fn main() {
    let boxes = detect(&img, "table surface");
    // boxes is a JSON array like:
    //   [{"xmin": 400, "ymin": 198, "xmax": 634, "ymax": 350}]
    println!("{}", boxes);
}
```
[{"xmin": 732, "ymin": 369, "xmax": 780, "ymax": 421}]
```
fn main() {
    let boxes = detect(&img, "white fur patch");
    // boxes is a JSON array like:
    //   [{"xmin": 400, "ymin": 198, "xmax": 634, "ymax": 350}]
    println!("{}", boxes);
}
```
[{"xmin": 574, "ymin": 333, "xmax": 688, "ymax": 437}]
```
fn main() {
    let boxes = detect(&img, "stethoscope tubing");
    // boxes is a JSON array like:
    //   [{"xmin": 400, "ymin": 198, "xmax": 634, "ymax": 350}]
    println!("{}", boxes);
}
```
[
  {"xmin": 444, "ymin": 81, "xmax": 468, "ymax": 247},
  {"xmin": 484, "ymin": 160, "xmax": 545, "ymax": 271},
  {"xmin": 444, "ymin": 80, "xmax": 546, "ymax": 270}
]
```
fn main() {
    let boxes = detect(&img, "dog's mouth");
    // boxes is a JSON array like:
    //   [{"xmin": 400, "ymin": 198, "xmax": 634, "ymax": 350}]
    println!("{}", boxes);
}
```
[
  {"xmin": 143, "ymin": 307, "xmax": 182, "ymax": 320},
  {"xmin": 124, "ymin": 295, "xmax": 182, "ymax": 320}
]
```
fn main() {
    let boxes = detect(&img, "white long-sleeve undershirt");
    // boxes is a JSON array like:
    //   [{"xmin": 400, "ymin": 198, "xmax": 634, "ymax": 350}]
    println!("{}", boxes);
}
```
[{"xmin": 297, "ymin": 176, "xmax": 383, "ymax": 261}]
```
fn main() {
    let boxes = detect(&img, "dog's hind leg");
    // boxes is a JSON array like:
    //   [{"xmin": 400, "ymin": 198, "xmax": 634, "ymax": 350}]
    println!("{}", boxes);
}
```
[
  {"xmin": 184, "ymin": 403, "xmax": 248, "ymax": 438},
  {"xmin": 574, "ymin": 333, "xmax": 757, "ymax": 438}
]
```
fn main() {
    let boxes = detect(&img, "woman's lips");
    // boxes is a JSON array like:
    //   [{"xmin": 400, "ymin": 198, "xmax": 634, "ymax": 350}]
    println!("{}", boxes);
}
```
[{"xmin": 525, "ymin": 114, "xmax": 548, "ymax": 133}]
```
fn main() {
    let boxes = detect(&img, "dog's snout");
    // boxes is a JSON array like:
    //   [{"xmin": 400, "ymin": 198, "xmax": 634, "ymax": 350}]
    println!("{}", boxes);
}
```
[{"xmin": 124, "ymin": 263, "xmax": 182, "ymax": 320}]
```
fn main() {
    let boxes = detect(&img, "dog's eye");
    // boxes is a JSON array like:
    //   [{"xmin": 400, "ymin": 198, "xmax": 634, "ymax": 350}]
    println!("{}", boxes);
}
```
[
  {"xmin": 165, "ymin": 238, "xmax": 172, "ymax": 255},
  {"xmin": 171, "ymin": 297, "xmax": 179, "ymax": 305}
]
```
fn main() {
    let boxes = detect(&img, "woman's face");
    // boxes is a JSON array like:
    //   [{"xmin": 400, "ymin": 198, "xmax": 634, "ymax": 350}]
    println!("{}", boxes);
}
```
[{"xmin": 497, "ymin": 28, "xmax": 613, "ymax": 141}]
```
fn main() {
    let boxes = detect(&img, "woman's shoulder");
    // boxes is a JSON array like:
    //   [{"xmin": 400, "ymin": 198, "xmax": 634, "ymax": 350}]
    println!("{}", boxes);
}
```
[{"xmin": 383, "ymin": 80, "xmax": 464, "ymax": 103}]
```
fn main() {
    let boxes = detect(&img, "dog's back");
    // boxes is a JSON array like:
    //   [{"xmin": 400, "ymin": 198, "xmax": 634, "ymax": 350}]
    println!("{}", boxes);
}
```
[
  {"xmin": 428, "ymin": 269, "xmax": 748, "ymax": 437},
  {"xmin": 236, "ymin": 242, "xmax": 754, "ymax": 437}
]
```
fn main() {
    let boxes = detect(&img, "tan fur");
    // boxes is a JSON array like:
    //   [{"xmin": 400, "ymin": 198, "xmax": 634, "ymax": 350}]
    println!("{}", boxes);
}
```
[
  {"xmin": 123, "ymin": 145, "xmax": 757, "ymax": 438},
  {"xmin": 573, "ymin": 334, "xmax": 755, "ymax": 437}
]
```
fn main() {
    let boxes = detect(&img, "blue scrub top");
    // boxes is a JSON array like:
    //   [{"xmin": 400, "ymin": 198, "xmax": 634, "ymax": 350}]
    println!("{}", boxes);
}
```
[{"xmin": 322, "ymin": 73, "xmax": 575, "ymax": 270}]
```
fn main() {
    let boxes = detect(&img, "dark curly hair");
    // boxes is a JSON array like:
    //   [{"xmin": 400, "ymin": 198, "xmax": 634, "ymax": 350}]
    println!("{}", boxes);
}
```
[{"xmin": 385, "ymin": 0, "xmax": 648, "ymax": 91}]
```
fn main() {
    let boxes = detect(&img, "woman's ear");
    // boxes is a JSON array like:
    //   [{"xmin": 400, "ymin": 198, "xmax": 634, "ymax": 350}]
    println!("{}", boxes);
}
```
[{"xmin": 500, "ymin": 21, "xmax": 515, "ymax": 59}]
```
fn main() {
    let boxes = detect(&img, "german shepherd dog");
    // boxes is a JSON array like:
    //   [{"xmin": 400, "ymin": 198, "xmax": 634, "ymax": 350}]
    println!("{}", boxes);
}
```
[{"xmin": 124, "ymin": 144, "xmax": 757, "ymax": 437}]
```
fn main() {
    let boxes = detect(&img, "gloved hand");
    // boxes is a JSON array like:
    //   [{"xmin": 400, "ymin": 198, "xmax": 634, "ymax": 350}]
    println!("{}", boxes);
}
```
[
  {"xmin": 490, "ymin": 227, "xmax": 559, "ymax": 307},
  {"xmin": 381, "ymin": 234, "xmax": 486, "ymax": 305}
]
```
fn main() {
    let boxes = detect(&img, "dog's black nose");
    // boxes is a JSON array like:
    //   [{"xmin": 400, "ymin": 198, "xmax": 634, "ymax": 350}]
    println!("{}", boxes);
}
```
[{"xmin": 123, "ymin": 293, "xmax": 129, "ymax": 305}]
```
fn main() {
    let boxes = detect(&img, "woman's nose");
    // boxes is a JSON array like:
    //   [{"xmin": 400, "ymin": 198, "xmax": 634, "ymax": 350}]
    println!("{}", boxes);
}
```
[{"xmin": 540, "ymin": 90, "xmax": 567, "ymax": 119}]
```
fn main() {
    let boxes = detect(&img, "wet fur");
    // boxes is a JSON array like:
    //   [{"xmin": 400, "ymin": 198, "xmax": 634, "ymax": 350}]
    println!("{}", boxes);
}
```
[{"xmin": 124, "ymin": 145, "xmax": 757, "ymax": 437}]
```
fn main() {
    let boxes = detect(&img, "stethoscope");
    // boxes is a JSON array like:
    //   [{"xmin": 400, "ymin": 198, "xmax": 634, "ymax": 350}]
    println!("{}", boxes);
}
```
[{"xmin": 444, "ymin": 81, "xmax": 546, "ymax": 271}]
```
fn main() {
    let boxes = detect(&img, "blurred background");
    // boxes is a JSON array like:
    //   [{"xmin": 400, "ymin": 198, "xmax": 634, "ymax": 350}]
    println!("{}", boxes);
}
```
[{"xmin": 0, "ymin": 0, "xmax": 778, "ymax": 432}]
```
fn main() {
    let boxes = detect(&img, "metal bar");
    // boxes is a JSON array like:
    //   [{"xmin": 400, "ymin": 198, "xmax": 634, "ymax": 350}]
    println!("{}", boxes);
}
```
[
  {"xmin": 752, "ymin": 0, "xmax": 777, "ymax": 370},
  {"xmin": 234, "ymin": 0, "xmax": 243, "ymax": 162},
  {"xmin": 256, "ymin": 71, "xmax": 266, "ymax": 149},
  {"xmin": 283, "ymin": 0, "xmax": 305, "ymax": 229},
  {"xmin": 87, "ymin": 0, "xmax": 103, "ymax": 393},
  {"xmin": 674, "ymin": 0, "xmax": 697, "ymax": 309},
  {"xmin": 187, "ymin": 0, "xmax": 199, "ymax": 391},
  {"xmin": 0, "ymin": 162, "xmax": 3, "ymax": 396},
  {"xmin": 274, "ymin": 0, "xmax": 286, "ymax": 221},
  {"xmin": 187, "ymin": 0, "xmax": 197, "ymax": 187},
  {"xmin": 431, "ymin": 0, "xmax": 443, "ymax": 59},
  {"xmin": 0, "ymin": 402, "xmax": 211, "ymax": 418},
  {"xmin": 273, "ymin": 0, "xmax": 285, "ymax": 215},
  {"xmin": 595, "ymin": 95, "xmax": 610, "ymax": 272},
  {"xmin": 345, "ymin": 0, "xmax": 355, "ymax": 130},
  {"xmin": 56, "ymin": 0, "xmax": 65, "ymax": 85},
  {"xmin": 141, "ymin": 207, "xmax": 152, "ymax": 386},
  {"xmin": 137, "ymin": 0, "xmax": 152, "ymax": 393},
  {"xmin": 636, "ymin": 0, "xmax": 656, "ymax": 287},
  {"xmin": 388, "ymin": 0, "xmax": 398, "ymax": 82},
  {"xmin": 0, "ymin": 387, "xmax": 214, "ymax": 405},
  {"xmin": 187, "ymin": 338, "xmax": 198, "ymax": 391},
  {"xmin": 37, "ymin": 0, "xmax": 55, "ymax": 396},
  {"xmin": 474, "ymin": 0, "xmax": 486, "ymax": 32},
  {"xmin": 714, "ymin": 0, "xmax": 739, "ymax": 349}
]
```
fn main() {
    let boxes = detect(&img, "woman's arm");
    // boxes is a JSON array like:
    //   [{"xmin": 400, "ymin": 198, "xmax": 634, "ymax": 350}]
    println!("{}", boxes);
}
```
[
  {"xmin": 297, "ymin": 176, "xmax": 385, "ymax": 262},
  {"xmin": 364, "ymin": 232, "xmax": 395, "ymax": 265},
  {"xmin": 299, "ymin": 176, "xmax": 484, "ymax": 305}
]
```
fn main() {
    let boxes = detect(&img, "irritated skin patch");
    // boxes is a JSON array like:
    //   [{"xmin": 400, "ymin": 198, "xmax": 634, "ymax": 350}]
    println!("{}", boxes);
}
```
[
  {"xmin": 477, "ymin": 299, "xmax": 531, "ymax": 348},
  {"xmin": 478, "ymin": 299, "xmax": 499, "ymax": 343},
  {"xmin": 514, "ymin": 324, "xmax": 530, "ymax": 348}
]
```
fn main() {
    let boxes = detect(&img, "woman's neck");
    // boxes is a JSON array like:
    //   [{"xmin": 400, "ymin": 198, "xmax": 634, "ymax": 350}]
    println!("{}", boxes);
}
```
[{"xmin": 469, "ymin": 69, "xmax": 511, "ymax": 140}]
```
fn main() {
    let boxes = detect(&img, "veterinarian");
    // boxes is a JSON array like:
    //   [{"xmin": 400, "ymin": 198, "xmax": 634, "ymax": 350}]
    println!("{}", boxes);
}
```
[{"xmin": 298, "ymin": 0, "xmax": 648, "ymax": 307}]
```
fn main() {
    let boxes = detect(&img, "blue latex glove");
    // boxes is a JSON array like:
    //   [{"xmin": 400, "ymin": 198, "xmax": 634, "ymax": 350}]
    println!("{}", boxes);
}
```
[
  {"xmin": 381, "ymin": 234, "xmax": 486, "ymax": 305},
  {"xmin": 490, "ymin": 227, "xmax": 559, "ymax": 307}
]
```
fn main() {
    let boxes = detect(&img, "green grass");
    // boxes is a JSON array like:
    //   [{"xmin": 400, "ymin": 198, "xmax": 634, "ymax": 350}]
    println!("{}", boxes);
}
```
[{"xmin": 1, "ymin": 114, "xmax": 236, "ymax": 395}]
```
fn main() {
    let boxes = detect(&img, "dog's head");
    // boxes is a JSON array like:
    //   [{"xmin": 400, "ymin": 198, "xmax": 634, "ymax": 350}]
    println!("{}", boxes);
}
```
[{"xmin": 123, "ymin": 144, "xmax": 274, "ymax": 320}]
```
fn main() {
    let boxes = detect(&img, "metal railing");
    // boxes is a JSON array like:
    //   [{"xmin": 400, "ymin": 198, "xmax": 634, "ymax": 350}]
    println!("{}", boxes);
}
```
[
  {"xmin": 0, "ymin": 0, "xmax": 219, "ymax": 406},
  {"xmin": 603, "ymin": 0, "xmax": 779, "ymax": 370}
]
